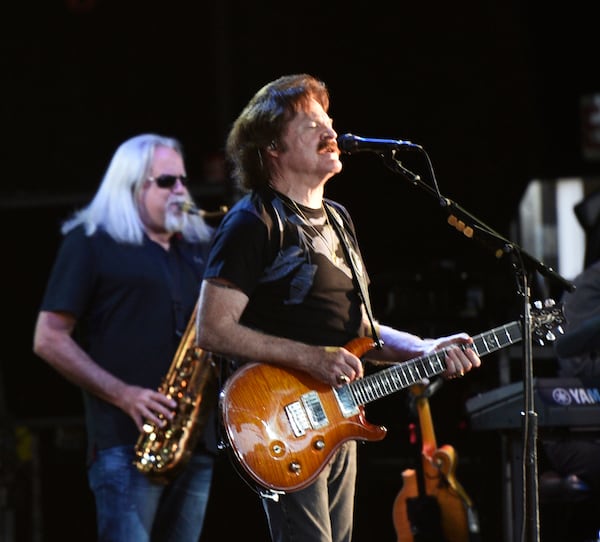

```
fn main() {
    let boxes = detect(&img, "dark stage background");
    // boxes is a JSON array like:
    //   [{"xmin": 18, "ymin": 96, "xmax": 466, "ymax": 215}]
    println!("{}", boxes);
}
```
[{"xmin": 3, "ymin": 1, "xmax": 600, "ymax": 541}]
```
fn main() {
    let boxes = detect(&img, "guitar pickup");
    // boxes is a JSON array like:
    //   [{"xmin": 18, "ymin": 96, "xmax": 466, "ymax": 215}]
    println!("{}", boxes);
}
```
[
  {"xmin": 334, "ymin": 386, "xmax": 360, "ymax": 417},
  {"xmin": 285, "ymin": 401, "xmax": 311, "ymax": 437},
  {"xmin": 301, "ymin": 391, "xmax": 328, "ymax": 429},
  {"xmin": 284, "ymin": 391, "xmax": 329, "ymax": 438}
]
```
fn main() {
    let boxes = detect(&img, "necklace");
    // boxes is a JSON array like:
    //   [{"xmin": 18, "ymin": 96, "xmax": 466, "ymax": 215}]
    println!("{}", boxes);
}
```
[{"xmin": 280, "ymin": 196, "xmax": 343, "ymax": 265}]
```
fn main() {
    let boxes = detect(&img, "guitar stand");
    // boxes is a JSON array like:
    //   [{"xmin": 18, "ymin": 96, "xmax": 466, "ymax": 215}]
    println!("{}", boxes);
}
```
[
  {"xmin": 403, "ymin": 382, "xmax": 449, "ymax": 542},
  {"xmin": 406, "ymin": 382, "xmax": 448, "ymax": 542}
]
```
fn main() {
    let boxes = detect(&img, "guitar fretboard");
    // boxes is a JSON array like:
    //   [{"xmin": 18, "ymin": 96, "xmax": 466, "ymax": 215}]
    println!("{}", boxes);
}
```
[{"xmin": 349, "ymin": 321, "xmax": 523, "ymax": 406}]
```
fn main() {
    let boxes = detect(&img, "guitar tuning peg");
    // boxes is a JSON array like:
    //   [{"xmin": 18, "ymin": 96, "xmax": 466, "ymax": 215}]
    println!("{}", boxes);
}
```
[
  {"xmin": 533, "ymin": 300, "xmax": 542, "ymax": 309},
  {"xmin": 545, "ymin": 330, "xmax": 556, "ymax": 342},
  {"xmin": 557, "ymin": 325, "xmax": 564, "ymax": 335},
  {"xmin": 544, "ymin": 299, "xmax": 556, "ymax": 308}
]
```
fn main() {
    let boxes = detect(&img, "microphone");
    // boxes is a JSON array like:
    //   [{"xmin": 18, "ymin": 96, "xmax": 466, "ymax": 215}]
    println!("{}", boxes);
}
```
[{"xmin": 337, "ymin": 133, "xmax": 422, "ymax": 154}]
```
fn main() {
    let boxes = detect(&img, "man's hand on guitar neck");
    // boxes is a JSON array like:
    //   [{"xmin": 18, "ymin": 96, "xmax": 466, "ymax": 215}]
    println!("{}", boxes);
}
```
[
  {"xmin": 423, "ymin": 333, "xmax": 481, "ymax": 380},
  {"xmin": 366, "ymin": 325, "xmax": 481, "ymax": 381}
]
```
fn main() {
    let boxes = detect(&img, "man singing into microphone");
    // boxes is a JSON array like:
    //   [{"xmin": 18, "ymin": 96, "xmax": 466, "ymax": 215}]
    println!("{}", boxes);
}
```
[{"xmin": 195, "ymin": 73, "xmax": 481, "ymax": 542}]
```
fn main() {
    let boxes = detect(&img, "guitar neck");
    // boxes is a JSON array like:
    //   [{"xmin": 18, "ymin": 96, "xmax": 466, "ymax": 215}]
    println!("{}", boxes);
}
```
[{"xmin": 349, "ymin": 321, "xmax": 522, "ymax": 406}]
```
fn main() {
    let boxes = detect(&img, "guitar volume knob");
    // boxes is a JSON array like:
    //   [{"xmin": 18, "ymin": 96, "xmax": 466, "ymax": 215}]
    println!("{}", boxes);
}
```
[
  {"xmin": 288, "ymin": 461, "xmax": 301, "ymax": 474},
  {"xmin": 269, "ymin": 440, "xmax": 286, "ymax": 458},
  {"xmin": 313, "ymin": 438, "xmax": 325, "ymax": 450}
]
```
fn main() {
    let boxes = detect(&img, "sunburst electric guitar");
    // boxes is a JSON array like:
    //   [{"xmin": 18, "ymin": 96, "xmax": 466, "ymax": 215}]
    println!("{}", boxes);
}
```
[{"xmin": 219, "ymin": 300, "xmax": 563, "ymax": 493}]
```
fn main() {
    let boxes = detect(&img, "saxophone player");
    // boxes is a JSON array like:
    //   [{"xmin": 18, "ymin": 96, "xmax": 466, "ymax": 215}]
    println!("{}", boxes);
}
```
[{"xmin": 33, "ymin": 134, "xmax": 217, "ymax": 542}]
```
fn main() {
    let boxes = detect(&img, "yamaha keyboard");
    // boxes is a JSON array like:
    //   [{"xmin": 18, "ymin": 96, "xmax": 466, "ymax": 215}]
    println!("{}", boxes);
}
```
[{"xmin": 466, "ymin": 377, "xmax": 600, "ymax": 430}]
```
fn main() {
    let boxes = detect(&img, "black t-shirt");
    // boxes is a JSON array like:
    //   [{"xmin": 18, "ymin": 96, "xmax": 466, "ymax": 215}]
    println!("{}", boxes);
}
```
[
  {"xmin": 203, "ymin": 188, "xmax": 367, "ymax": 348},
  {"xmin": 40, "ymin": 225, "xmax": 212, "ymax": 454}
]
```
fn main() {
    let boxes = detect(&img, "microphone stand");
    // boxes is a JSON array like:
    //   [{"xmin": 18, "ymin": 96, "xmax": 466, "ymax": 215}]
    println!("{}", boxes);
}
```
[{"xmin": 376, "ymin": 149, "xmax": 575, "ymax": 542}]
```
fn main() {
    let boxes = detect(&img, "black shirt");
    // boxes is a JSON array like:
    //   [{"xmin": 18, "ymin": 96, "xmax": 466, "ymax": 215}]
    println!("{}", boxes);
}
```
[
  {"xmin": 40, "ymin": 225, "xmax": 210, "ymax": 453},
  {"xmin": 203, "ymin": 188, "xmax": 367, "ymax": 347}
]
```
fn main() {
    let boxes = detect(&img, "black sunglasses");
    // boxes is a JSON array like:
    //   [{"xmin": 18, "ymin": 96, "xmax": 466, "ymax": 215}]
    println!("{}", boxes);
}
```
[{"xmin": 148, "ymin": 174, "xmax": 188, "ymax": 189}]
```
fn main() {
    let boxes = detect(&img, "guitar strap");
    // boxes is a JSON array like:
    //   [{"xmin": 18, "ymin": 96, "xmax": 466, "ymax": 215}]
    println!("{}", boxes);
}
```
[{"xmin": 324, "ymin": 202, "xmax": 383, "ymax": 349}]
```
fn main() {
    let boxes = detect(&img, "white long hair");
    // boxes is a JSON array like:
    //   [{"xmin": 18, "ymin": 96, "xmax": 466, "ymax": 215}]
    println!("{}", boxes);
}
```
[{"xmin": 62, "ymin": 133, "xmax": 212, "ymax": 245}]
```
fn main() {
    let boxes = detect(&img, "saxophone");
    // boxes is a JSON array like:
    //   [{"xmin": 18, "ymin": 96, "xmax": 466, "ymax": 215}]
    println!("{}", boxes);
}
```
[{"xmin": 134, "ymin": 300, "xmax": 219, "ymax": 483}]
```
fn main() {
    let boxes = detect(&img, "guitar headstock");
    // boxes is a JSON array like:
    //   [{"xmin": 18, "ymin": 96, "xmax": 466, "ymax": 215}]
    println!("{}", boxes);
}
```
[{"xmin": 530, "ymin": 299, "xmax": 565, "ymax": 345}]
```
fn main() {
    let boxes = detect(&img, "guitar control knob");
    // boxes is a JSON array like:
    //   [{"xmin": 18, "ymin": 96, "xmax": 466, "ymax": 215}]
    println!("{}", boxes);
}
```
[
  {"xmin": 313, "ymin": 439, "xmax": 325, "ymax": 450},
  {"xmin": 269, "ymin": 440, "xmax": 286, "ymax": 458},
  {"xmin": 288, "ymin": 461, "xmax": 301, "ymax": 474}
]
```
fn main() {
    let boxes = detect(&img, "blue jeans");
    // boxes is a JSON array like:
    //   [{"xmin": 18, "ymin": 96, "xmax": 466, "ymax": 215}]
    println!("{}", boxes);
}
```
[
  {"xmin": 88, "ymin": 445, "xmax": 214, "ymax": 542},
  {"xmin": 262, "ymin": 441, "xmax": 357, "ymax": 542}
]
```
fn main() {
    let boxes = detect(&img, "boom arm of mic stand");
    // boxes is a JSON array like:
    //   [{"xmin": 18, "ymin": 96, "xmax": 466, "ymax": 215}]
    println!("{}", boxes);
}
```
[
  {"xmin": 379, "ymin": 151, "xmax": 575, "ymax": 292},
  {"xmin": 445, "ymin": 200, "xmax": 575, "ymax": 293}
]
